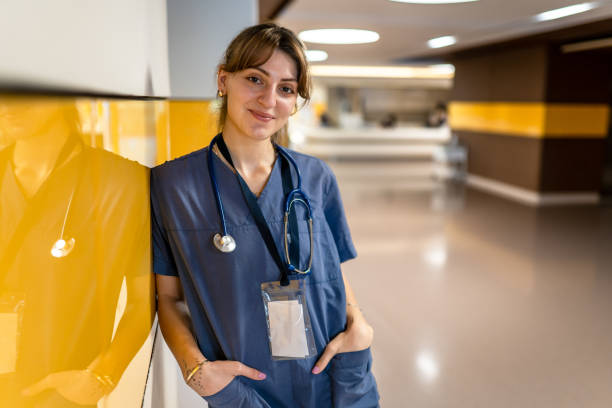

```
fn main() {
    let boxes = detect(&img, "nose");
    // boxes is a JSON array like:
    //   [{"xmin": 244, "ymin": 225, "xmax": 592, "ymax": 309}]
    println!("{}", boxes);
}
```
[{"xmin": 258, "ymin": 84, "xmax": 276, "ymax": 109}]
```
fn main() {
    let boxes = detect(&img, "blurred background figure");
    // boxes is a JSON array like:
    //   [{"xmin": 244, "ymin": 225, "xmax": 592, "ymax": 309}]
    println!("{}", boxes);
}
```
[
  {"xmin": 380, "ymin": 113, "xmax": 398, "ymax": 128},
  {"xmin": 0, "ymin": 96, "xmax": 154, "ymax": 407},
  {"xmin": 426, "ymin": 102, "xmax": 447, "ymax": 128}
]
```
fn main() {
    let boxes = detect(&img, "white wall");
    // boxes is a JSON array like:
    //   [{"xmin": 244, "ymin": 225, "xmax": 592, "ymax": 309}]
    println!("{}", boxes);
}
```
[
  {"xmin": 0, "ymin": 0, "xmax": 170, "ymax": 97},
  {"xmin": 166, "ymin": 0, "xmax": 258, "ymax": 99}
]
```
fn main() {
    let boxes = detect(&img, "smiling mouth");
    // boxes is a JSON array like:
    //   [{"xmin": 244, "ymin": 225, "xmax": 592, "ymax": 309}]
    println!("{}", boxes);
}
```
[{"xmin": 249, "ymin": 110, "xmax": 275, "ymax": 122}]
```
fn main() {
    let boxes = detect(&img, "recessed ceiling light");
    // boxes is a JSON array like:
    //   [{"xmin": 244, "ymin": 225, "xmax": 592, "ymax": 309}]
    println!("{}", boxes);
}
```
[
  {"xmin": 427, "ymin": 35, "xmax": 457, "ymax": 48},
  {"xmin": 535, "ymin": 2, "xmax": 596, "ymax": 22},
  {"xmin": 299, "ymin": 29, "xmax": 380, "ymax": 45},
  {"xmin": 390, "ymin": 0, "xmax": 478, "ymax": 3},
  {"xmin": 305, "ymin": 50, "xmax": 328, "ymax": 62}
]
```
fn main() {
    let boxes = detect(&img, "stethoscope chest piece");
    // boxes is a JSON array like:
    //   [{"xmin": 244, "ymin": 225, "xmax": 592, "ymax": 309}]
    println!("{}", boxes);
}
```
[
  {"xmin": 213, "ymin": 233, "xmax": 236, "ymax": 253},
  {"xmin": 51, "ymin": 237, "xmax": 75, "ymax": 258}
]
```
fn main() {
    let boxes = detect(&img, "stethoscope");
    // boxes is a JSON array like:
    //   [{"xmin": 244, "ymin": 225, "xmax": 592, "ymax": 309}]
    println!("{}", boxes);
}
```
[
  {"xmin": 48, "ymin": 137, "xmax": 82, "ymax": 258},
  {"xmin": 50, "ymin": 186, "xmax": 76, "ymax": 258},
  {"xmin": 207, "ymin": 134, "xmax": 314, "ymax": 274}
]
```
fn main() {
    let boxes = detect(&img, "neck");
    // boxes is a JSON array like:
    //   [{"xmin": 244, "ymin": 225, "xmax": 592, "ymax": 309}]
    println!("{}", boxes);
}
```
[{"xmin": 221, "ymin": 123, "xmax": 276, "ymax": 176}]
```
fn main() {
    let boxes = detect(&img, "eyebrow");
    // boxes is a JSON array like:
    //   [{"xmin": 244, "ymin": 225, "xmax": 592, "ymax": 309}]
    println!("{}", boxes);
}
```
[{"xmin": 253, "ymin": 67, "xmax": 298, "ymax": 83}]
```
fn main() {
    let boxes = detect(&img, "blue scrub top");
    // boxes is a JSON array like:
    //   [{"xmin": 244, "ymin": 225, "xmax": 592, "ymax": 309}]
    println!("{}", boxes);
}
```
[{"xmin": 151, "ymin": 146, "xmax": 379, "ymax": 407}]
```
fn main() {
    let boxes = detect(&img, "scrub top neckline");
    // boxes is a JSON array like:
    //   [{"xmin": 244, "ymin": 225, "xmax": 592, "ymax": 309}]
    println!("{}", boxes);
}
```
[{"xmin": 209, "ymin": 146, "xmax": 281, "ymax": 202}]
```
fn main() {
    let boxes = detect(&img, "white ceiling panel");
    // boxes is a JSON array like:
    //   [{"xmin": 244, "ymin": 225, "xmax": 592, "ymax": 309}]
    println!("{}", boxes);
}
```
[{"xmin": 276, "ymin": 0, "xmax": 612, "ymax": 64}]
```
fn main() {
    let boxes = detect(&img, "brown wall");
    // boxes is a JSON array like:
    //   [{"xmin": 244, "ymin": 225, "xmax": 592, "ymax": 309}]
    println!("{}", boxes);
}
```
[
  {"xmin": 451, "ymin": 45, "xmax": 548, "ymax": 102},
  {"xmin": 546, "ymin": 46, "xmax": 612, "ymax": 104},
  {"xmin": 451, "ymin": 40, "xmax": 611, "ymax": 194},
  {"xmin": 540, "ymin": 138, "xmax": 607, "ymax": 192},
  {"xmin": 458, "ymin": 131, "xmax": 542, "ymax": 191}
]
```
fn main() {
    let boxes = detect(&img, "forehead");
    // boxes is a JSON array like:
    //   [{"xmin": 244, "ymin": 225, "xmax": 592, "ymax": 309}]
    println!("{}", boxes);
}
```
[{"xmin": 255, "ymin": 49, "xmax": 298, "ymax": 80}]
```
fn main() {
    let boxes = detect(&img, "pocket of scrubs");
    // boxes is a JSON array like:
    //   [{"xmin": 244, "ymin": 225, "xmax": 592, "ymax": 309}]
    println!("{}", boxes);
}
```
[
  {"xmin": 204, "ymin": 377, "xmax": 271, "ymax": 408},
  {"xmin": 0, "ymin": 293, "xmax": 24, "ymax": 374},
  {"xmin": 329, "ymin": 348, "xmax": 380, "ymax": 408},
  {"xmin": 261, "ymin": 279, "xmax": 317, "ymax": 360}
]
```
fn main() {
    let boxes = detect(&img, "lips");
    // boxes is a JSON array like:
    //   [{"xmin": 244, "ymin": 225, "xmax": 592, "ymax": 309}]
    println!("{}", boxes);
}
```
[{"xmin": 249, "ymin": 109, "xmax": 275, "ymax": 122}]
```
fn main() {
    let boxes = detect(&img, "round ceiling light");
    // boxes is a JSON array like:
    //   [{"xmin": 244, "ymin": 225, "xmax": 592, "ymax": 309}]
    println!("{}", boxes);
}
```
[
  {"xmin": 390, "ymin": 0, "xmax": 478, "ymax": 3},
  {"xmin": 299, "ymin": 29, "xmax": 380, "ymax": 45},
  {"xmin": 305, "ymin": 50, "xmax": 329, "ymax": 62}
]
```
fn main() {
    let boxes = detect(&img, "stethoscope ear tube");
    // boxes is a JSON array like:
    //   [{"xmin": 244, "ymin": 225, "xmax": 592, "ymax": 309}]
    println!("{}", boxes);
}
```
[{"xmin": 283, "ymin": 197, "xmax": 314, "ymax": 274}]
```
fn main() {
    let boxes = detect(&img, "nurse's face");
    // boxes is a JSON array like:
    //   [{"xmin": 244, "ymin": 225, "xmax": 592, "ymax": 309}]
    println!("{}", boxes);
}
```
[
  {"xmin": 0, "ymin": 97, "xmax": 72, "ymax": 145},
  {"xmin": 218, "ymin": 49, "xmax": 298, "ymax": 142}
]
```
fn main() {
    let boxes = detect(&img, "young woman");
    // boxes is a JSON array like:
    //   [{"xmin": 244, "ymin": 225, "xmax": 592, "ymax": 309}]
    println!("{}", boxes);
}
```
[{"xmin": 152, "ymin": 23, "xmax": 379, "ymax": 407}]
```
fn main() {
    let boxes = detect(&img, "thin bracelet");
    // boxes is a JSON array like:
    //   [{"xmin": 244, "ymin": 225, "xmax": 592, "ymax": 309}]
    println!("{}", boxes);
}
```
[{"xmin": 186, "ymin": 360, "xmax": 208, "ymax": 383}]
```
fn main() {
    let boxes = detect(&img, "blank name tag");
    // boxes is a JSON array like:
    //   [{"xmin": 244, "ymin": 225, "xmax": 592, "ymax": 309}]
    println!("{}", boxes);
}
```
[
  {"xmin": 0, "ymin": 312, "xmax": 18, "ymax": 374},
  {"xmin": 268, "ymin": 300, "xmax": 309, "ymax": 358}
]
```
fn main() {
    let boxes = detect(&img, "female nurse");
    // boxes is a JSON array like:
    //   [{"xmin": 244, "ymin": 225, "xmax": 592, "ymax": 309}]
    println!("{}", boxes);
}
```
[{"xmin": 152, "ymin": 23, "xmax": 379, "ymax": 407}]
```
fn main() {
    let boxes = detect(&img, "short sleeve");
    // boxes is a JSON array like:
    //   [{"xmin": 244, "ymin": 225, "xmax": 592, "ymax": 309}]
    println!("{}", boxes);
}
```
[
  {"xmin": 323, "ymin": 168, "xmax": 357, "ymax": 263},
  {"xmin": 150, "ymin": 169, "xmax": 178, "ymax": 276}
]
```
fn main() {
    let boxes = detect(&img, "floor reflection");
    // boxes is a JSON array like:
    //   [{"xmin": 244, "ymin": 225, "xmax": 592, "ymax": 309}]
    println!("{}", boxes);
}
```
[{"xmin": 336, "ymin": 161, "xmax": 612, "ymax": 407}]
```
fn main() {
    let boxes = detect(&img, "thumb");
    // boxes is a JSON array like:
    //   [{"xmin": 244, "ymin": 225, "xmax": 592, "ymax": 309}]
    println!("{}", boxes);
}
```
[
  {"xmin": 312, "ymin": 333, "xmax": 344, "ymax": 375},
  {"xmin": 230, "ymin": 361, "xmax": 267, "ymax": 381}
]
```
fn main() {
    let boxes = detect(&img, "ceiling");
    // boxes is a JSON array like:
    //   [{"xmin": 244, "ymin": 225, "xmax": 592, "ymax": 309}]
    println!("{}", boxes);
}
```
[{"xmin": 275, "ymin": 0, "xmax": 612, "ymax": 65}]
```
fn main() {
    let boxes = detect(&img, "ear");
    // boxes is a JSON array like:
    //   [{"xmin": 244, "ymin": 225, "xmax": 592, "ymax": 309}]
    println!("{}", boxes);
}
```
[{"xmin": 217, "ymin": 68, "xmax": 229, "ymax": 94}]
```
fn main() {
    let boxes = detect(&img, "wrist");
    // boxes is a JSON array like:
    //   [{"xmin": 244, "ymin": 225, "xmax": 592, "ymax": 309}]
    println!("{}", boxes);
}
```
[
  {"xmin": 85, "ymin": 368, "xmax": 116, "ymax": 393},
  {"xmin": 180, "ymin": 350, "xmax": 207, "ymax": 379},
  {"xmin": 185, "ymin": 359, "xmax": 209, "ymax": 383}
]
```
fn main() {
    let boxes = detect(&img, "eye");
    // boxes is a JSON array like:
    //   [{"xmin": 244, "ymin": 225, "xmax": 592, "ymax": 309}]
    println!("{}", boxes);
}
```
[
  {"xmin": 280, "ymin": 86, "xmax": 295, "ymax": 95},
  {"xmin": 246, "ymin": 76, "xmax": 262, "ymax": 85}
]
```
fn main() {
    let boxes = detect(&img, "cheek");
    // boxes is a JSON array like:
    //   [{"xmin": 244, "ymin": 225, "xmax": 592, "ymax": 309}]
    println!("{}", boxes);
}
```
[
  {"xmin": 276, "ymin": 98, "xmax": 296, "ymax": 118},
  {"xmin": 226, "ymin": 94, "xmax": 245, "ymax": 121}
]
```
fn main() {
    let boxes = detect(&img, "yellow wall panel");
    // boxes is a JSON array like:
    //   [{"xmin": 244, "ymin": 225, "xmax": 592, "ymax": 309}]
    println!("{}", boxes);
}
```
[
  {"xmin": 166, "ymin": 100, "xmax": 218, "ymax": 162},
  {"xmin": 449, "ymin": 102, "xmax": 610, "ymax": 138},
  {"xmin": 0, "ymin": 95, "xmax": 157, "ymax": 408},
  {"xmin": 1, "ymin": 94, "xmax": 220, "ymax": 406}
]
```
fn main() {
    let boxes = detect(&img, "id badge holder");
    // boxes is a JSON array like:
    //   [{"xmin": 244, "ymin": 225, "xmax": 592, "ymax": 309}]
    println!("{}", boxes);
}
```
[
  {"xmin": 0, "ymin": 292, "xmax": 24, "ymax": 374},
  {"xmin": 261, "ymin": 279, "xmax": 317, "ymax": 360}
]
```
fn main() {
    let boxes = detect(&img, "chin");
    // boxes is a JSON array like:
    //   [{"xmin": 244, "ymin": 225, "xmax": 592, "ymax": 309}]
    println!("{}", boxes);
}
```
[{"xmin": 246, "ymin": 125, "xmax": 281, "ymax": 141}]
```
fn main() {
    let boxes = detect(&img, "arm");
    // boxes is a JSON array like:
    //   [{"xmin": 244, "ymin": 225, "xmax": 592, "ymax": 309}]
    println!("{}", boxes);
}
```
[
  {"xmin": 312, "ymin": 270, "xmax": 374, "ymax": 374},
  {"xmin": 156, "ymin": 274, "xmax": 204, "ymax": 377},
  {"xmin": 156, "ymin": 274, "xmax": 267, "ymax": 396}
]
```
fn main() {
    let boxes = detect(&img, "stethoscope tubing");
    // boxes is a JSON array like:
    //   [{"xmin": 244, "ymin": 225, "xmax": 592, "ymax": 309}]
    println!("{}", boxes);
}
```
[
  {"xmin": 207, "ymin": 138, "xmax": 230, "ymax": 238},
  {"xmin": 207, "ymin": 134, "xmax": 314, "ymax": 273}
]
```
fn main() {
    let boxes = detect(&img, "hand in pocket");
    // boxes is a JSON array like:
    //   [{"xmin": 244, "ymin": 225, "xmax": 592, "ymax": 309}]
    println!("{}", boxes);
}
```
[
  {"xmin": 186, "ymin": 360, "xmax": 267, "ymax": 397},
  {"xmin": 312, "ymin": 314, "xmax": 373, "ymax": 374}
]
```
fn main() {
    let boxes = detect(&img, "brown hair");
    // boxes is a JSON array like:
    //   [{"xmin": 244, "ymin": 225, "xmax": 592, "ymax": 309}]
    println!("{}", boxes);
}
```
[{"xmin": 217, "ymin": 23, "xmax": 311, "ymax": 143}]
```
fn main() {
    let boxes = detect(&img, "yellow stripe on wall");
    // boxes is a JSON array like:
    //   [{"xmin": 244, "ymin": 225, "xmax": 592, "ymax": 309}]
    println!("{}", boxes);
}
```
[
  {"xmin": 545, "ymin": 105, "xmax": 610, "ymax": 136},
  {"xmin": 449, "ymin": 102, "xmax": 610, "ymax": 138}
]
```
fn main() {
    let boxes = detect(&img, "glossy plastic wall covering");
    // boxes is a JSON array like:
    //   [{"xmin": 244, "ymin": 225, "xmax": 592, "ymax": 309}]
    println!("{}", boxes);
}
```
[{"xmin": 0, "ymin": 94, "xmax": 216, "ymax": 407}]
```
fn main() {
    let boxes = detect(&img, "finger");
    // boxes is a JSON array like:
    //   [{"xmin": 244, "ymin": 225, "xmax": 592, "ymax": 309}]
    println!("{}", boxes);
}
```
[
  {"xmin": 312, "ymin": 334, "xmax": 344, "ymax": 374},
  {"xmin": 231, "ymin": 361, "xmax": 266, "ymax": 381},
  {"xmin": 22, "ymin": 374, "xmax": 55, "ymax": 396}
]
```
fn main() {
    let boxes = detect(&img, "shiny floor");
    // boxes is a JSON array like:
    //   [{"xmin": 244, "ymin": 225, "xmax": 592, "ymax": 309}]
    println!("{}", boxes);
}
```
[{"xmin": 336, "ymin": 167, "xmax": 612, "ymax": 408}]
